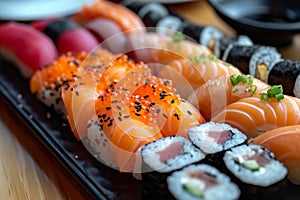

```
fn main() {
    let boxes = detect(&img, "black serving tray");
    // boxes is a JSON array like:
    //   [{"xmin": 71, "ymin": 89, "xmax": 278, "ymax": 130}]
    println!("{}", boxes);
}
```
[
  {"xmin": 0, "ymin": 59, "xmax": 143, "ymax": 200},
  {"xmin": 1, "ymin": 58, "xmax": 300, "ymax": 200}
]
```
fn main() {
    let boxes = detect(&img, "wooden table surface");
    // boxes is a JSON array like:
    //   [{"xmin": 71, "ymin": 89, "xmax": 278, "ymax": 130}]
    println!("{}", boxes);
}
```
[{"xmin": 0, "ymin": 0, "xmax": 300, "ymax": 199}]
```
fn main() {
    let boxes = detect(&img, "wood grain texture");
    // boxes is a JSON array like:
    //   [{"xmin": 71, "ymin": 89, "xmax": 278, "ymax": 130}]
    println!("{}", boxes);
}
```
[{"xmin": 0, "ymin": 0, "xmax": 299, "ymax": 199}]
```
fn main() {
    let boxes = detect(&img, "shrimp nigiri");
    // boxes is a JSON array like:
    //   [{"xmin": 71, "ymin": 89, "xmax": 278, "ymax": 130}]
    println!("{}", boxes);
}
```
[
  {"xmin": 252, "ymin": 125, "xmax": 300, "ymax": 185},
  {"xmin": 73, "ymin": 0, "xmax": 145, "ymax": 34},
  {"xmin": 212, "ymin": 86, "xmax": 300, "ymax": 138},
  {"xmin": 188, "ymin": 74, "xmax": 270, "ymax": 120}
]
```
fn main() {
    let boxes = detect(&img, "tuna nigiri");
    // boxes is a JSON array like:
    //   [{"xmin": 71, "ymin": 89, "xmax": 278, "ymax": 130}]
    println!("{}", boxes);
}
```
[
  {"xmin": 32, "ymin": 18, "xmax": 99, "ymax": 54},
  {"xmin": 252, "ymin": 125, "xmax": 300, "ymax": 185},
  {"xmin": 188, "ymin": 74, "xmax": 270, "ymax": 120},
  {"xmin": 212, "ymin": 86, "xmax": 300, "ymax": 138},
  {"xmin": 0, "ymin": 22, "xmax": 57, "ymax": 78}
]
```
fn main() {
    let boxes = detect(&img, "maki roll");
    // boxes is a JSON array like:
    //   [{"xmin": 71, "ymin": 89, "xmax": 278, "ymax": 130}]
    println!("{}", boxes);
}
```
[
  {"xmin": 188, "ymin": 122, "xmax": 247, "ymax": 167},
  {"xmin": 122, "ymin": 0, "xmax": 224, "ymax": 49},
  {"xmin": 122, "ymin": 0, "xmax": 182, "ymax": 34},
  {"xmin": 223, "ymin": 144, "xmax": 288, "ymax": 199},
  {"xmin": 141, "ymin": 136, "xmax": 206, "ymax": 199},
  {"xmin": 213, "ymin": 35, "xmax": 253, "ymax": 59},
  {"xmin": 181, "ymin": 22, "xmax": 224, "ymax": 51},
  {"xmin": 223, "ymin": 45, "xmax": 281, "ymax": 81},
  {"xmin": 188, "ymin": 122, "xmax": 247, "ymax": 154},
  {"xmin": 167, "ymin": 164, "xmax": 240, "ymax": 200},
  {"xmin": 266, "ymin": 60, "xmax": 300, "ymax": 98}
]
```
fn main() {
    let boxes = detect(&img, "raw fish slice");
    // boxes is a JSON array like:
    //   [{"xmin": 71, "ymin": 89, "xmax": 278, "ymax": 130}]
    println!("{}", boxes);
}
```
[
  {"xmin": 252, "ymin": 125, "xmax": 300, "ymax": 184},
  {"xmin": 73, "ymin": 0, "xmax": 145, "ymax": 34},
  {"xmin": 32, "ymin": 18, "xmax": 99, "ymax": 54},
  {"xmin": 127, "ymin": 32, "xmax": 211, "ymax": 66},
  {"xmin": 212, "ymin": 94, "xmax": 300, "ymax": 138},
  {"xmin": 188, "ymin": 75, "xmax": 270, "ymax": 120},
  {"xmin": 85, "ymin": 18, "xmax": 128, "ymax": 54},
  {"xmin": 0, "ymin": 22, "xmax": 57, "ymax": 78}
]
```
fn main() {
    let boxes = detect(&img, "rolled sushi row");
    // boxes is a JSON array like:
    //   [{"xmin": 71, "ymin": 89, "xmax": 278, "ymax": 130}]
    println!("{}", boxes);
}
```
[
  {"xmin": 139, "ymin": 122, "xmax": 288, "ymax": 200},
  {"xmin": 121, "ymin": 0, "xmax": 252, "ymax": 53}
]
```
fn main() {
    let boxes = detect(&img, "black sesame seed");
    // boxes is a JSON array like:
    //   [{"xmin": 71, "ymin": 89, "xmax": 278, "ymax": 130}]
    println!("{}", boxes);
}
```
[
  {"xmin": 174, "ymin": 113, "xmax": 180, "ymax": 120},
  {"xmin": 106, "ymin": 107, "xmax": 111, "ymax": 110},
  {"xmin": 187, "ymin": 110, "xmax": 192, "ymax": 115}
]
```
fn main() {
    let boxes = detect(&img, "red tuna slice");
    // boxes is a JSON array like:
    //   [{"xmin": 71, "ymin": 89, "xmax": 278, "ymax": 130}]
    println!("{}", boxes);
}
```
[
  {"xmin": 32, "ymin": 18, "xmax": 100, "ymax": 54},
  {"xmin": 157, "ymin": 141, "xmax": 184, "ymax": 163},
  {"xmin": 85, "ymin": 18, "xmax": 128, "ymax": 54},
  {"xmin": 207, "ymin": 130, "xmax": 233, "ymax": 144},
  {"xmin": 0, "ymin": 22, "xmax": 57, "ymax": 78},
  {"xmin": 56, "ymin": 27, "xmax": 100, "ymax": 54}
]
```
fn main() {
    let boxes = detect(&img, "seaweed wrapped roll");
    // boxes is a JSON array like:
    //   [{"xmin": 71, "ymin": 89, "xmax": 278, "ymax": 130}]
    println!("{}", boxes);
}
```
[
  {"xmin": 167, "ymin": 164, "xmax": 240, "ymax": 200},
  {"xmin": 267, "ymin": 60, "xmax": 300, "ymax": 98},
  {"xmin": 223, "ymin": 45, "xmax": 281, "ymax": 81},
  {"xmin": 141, "ymin": 136, "xmax": 206, "ymax": 199}
]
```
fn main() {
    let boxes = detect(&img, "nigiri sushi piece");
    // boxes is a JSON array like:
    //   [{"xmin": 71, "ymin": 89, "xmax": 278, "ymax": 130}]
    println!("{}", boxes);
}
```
[
  {"xmin": 157, "ymin": 54, "xmax": 241, "ymax": 99},
  {"xmin": 212, "ymin": 85, "xmax": 300, "ymax": 138},
  {"xmin": 63, "ymin": 55, "xmax": 205, "ymax": 172},
  {"xmin": 127, "ymin": 32, "xmax": 211, "ymax": 67},
  {"xmin": 0, "ymin": 22, "xmax": 57, "ymax": 78},
  {"xmin": 252, "ymin": 125, "xmax": 300, "ymax": 184},
  {"xmin": 32, "ymin": 18, "xmax": 99, "ymax": 54},
  {"xmin": 73, "ymin": 0, "xmax": 145, "ymax": 34},
  {"xmin": 188, "ymin": 74, "xmax": 270, "ymax": 120},
  {"xmin": 84, "ymin": 18, "xmax": 128, "ymax": 54},
  {"xmin": 30, "ymin": 49, "xmax": 116, "ymax": 115}
]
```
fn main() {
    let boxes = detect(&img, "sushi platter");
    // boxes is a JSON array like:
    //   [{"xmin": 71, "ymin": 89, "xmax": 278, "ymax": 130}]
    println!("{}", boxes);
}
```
[{"xmin": 1, "ymin": 0, "xmax": 300, "ymax": 200}]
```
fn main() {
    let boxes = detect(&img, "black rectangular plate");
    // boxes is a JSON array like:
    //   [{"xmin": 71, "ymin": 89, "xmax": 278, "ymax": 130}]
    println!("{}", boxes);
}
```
[
  {"xmin": 0, "ymin": 59, "xmax": 143, "ymax": 200},
  {"xmin": 0, "ymin": 58, "xmax": 300, "ymax": 200}
]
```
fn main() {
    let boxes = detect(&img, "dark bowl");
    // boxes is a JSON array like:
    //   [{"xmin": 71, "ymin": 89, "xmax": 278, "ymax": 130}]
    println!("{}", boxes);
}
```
[{"xmin": 207, "ymin": 0, "xmax": 300, "ymax": 47}]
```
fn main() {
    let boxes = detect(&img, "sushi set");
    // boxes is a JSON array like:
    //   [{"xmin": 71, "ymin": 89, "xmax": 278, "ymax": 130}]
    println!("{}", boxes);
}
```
[{"xmin": 1, "ymin": 0, "xmax": 300, "ymax": 199}]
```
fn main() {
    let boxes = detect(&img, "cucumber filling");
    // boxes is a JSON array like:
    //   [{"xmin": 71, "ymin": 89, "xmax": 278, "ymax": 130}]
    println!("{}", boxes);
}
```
[
  {"xmin": 242, "ymin": 160, "xmax": 260, "ymax": 171},
  {"xmin": 183, "ymin": 182, "xmax": 204, "ymax": 198}
]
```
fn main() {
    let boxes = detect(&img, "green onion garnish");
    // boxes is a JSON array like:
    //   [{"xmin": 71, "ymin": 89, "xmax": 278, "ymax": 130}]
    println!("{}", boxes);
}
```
[
  {"xmin": 188, "ymin": 53, "xmax": 207, "ymax": 64},
  {"xmin": 229, "ymin": 74, "xmax": 257, "ymax": 95},
  {"xmin": 260, "ymin": 85, "xmax": 284, "ymax": 102},
  {"xmin": 172, "ymin": 32, "xmax": 185, "ymax": 42}
]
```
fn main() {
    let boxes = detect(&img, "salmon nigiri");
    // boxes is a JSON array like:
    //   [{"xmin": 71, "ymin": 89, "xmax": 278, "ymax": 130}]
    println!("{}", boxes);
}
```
[
  {"xmin": 63, "ymin": 55, "xmax": 205, "ymax": 172},
  {"xmin": 188, "ymin": 74, "xmax": 270, "ymax": 120},
  {"xmin": 127, "ymin": 32, "xmax": 212, "ymax": 67},
  {"xmin": 212, "ymin": 85, "xmax": 300, "ymax": 138},
  {"xmin": 157, "ymin": 54, "xmax": 241, "ymax": 98},
  {"xmin": 73, "ymin": 0, "xmax": 145, "ymax": 34},
  {"xmin": 251, "ymin": 125, "xmax": 300, "ymax": 184},
  {"xmin": 30, "ymin": 50, "xmax": 116, "ymax": 115}
]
